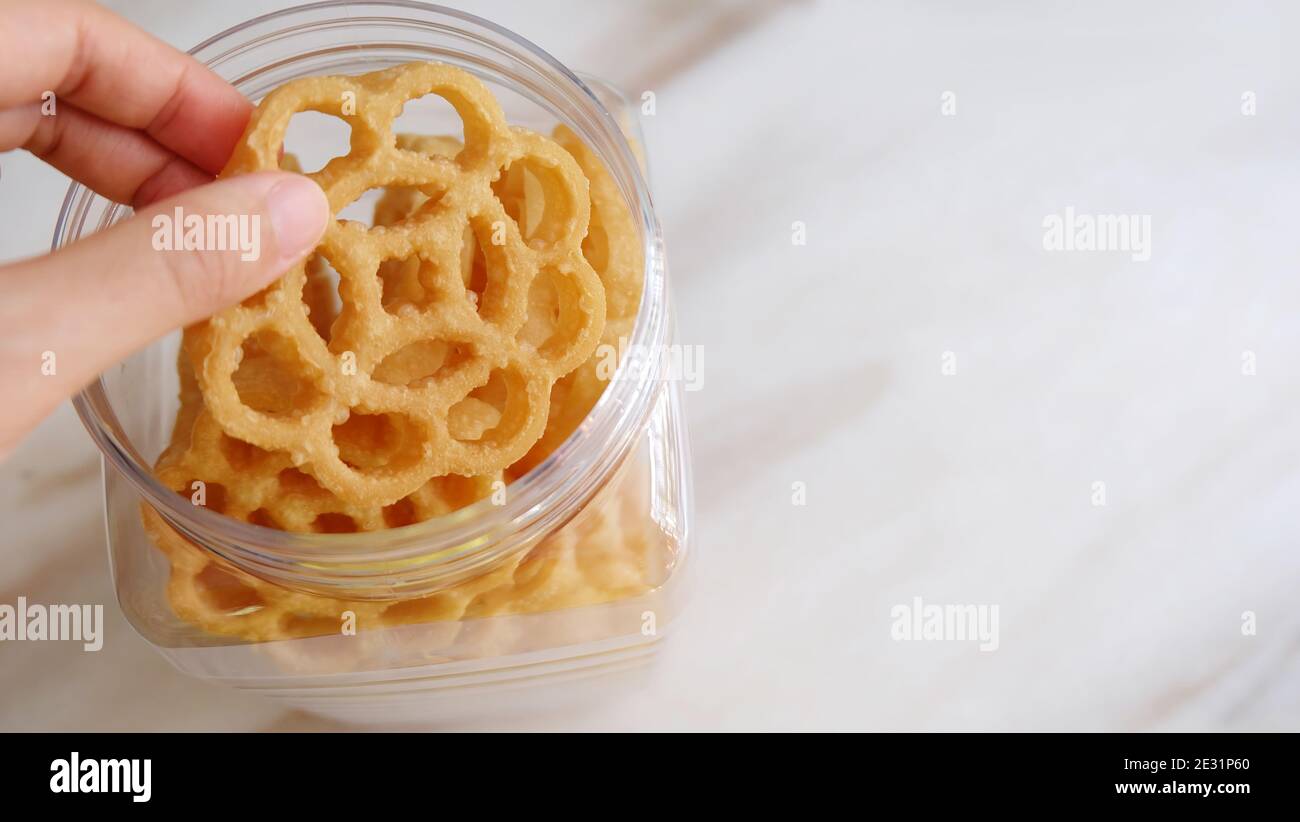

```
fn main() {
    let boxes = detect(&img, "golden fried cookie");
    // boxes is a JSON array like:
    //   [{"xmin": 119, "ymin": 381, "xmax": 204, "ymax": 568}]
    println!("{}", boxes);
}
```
[
  {"xmin": 187, "ymin": 62, "xmax": 607, "ymax": 508},
  {"xmin": 507, "ymin": 125, "xmax": 646, "ymax": 478},
  {"xmin": 155, "ymin": 337, "xmax": 499, "ymax": 534},
  {"xmin": 140, "ymin": 65, "xmax": 664, "ymax": 644},
  {"xmin": 366, "ymin": 125, "xmax": 646, "ymax": 481},
  {"xmin": 142, "ymin": 457, "xmax": 662, "ymax": 642}
]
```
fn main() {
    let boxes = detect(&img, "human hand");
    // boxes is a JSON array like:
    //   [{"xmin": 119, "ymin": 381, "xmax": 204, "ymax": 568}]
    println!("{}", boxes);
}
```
[{"xmin": 0, "ymin": 0, "xmax": 330, "ymax": 456}]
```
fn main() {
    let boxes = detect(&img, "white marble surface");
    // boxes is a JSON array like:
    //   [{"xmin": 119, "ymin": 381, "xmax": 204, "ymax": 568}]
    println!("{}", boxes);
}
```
[{"xmin": 1, "ymin": 0, "xmax": 1298, "ymax": 730}]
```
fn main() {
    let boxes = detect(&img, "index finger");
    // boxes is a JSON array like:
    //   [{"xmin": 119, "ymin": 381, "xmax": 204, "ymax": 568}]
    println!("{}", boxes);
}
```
[{"xmin": 0, "ymin": 0, "xmax": 252, "ymax": 174}]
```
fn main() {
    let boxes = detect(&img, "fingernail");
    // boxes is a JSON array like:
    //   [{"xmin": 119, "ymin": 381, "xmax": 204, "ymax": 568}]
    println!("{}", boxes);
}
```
[{"xmin": 266, "ymin": 174, "xmax": 330, "ymax": 265}]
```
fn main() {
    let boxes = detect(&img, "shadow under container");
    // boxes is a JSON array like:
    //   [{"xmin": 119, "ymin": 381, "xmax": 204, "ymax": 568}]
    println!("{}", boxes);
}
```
[{"xmin": 62, "ymin": 1, "xmax": 692, "ymax": 726}]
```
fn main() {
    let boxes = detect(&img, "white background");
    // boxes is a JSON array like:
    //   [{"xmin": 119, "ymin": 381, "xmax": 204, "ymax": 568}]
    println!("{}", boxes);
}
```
[{"xmin": 1, "ymin": 0, "xmax": 1297, "ymax": 730}]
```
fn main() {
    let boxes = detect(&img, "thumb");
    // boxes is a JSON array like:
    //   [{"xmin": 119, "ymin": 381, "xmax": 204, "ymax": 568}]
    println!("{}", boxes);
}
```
[{"xmin": 0, "ymin": 171, "xmax": 329, "ymax": 454}]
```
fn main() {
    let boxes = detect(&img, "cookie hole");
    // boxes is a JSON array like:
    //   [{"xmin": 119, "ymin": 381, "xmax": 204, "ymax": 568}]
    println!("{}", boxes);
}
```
[
  {"xmin": 233, "ymin": 331, "xmax": 326, "ymax": 417},
  {"xmin": 457, "ymin": 366, "xmax": 533, "ymax": 450},
  {"xmin": 491, "ymin": 155, "xmax": 575, "ymax": 248},
  {"xmin": 582, "ymin": 221, "xmax": 610, "ymax": 275},
  {"xmin": 277, "ymin": 467, "xmax": 328, "ymax": 497},
  {"xmin": 516, "ymin": 267, "xmax": 588, "ymax": 363},
  {"xmin": 517, "ymin": 268, "xmax": 560, "ymax": 350},
  {"xmin": 194, "ymin": 565, "xmax": 263, "ymax": 615},
  {"xmin": 427, "ymin": 474, "xmax": 497, "ymax": 510},
  {"xmin": 302, "ymin": 254, "xmax": 342, "ymax": 343},
  {"xmin": 449, "ymin": 370, "xmax": 517, "ymax": 444},
  {"xmin": 381, "ymin": 594, "xmax": 458, "ymax": 623},
  {"xmin": 281, "ymin": 613, "xmax": 343, "ymax": 637},
  {"xmin": 218, "ymin": 434, "xmax": 274, "ymax": 471},
  {"xmin": 382, "ymin": 497, "xmax": 418, "ymax": 528},
  {"xmin": 378, "ymin": 254, "xmax": 434, "ymax": 314},
  {"xmin": 375, "ymin": 235, "xmax": 476, "ymax": 317},
  {"xmin": 391, "ymin": 96, "xmax": 465, "ymax": 155},
  {"xmin": 372, "ymin": 339, "xmax": 472, "ymax": 388},
  {"xmin": 190, "ymin": 481, "xmax": 228, "ymax": 514},
  {"xmin": 332, "ymin": 411, "xmax": 424, "ymax": 472},
  {"xmin": 448, "ymin": 398, "xmax": 501, "ymax": 442},
  {"xmin": 312, "ymin": 513, "xmax": 358, "ymax": 534},
  {"xmin": 463, "ymin": 226, "xmax": 488, "ymax": 314},
  {"xmin": 468, "ymin": 215, "xmax": 514, "ymax": 322},
  {"xmin": 248, "ymin": 508, "xmax": 281, "ymax": 530},
  {"xmin": 335, "ymin": 186, "xmax": 394, "ymax": 228},
  {"xmin": 371, "ymin": 183, "xmax": 448, "ymax": 228},
  {"xmin": 280, "ymin": 110, "xmax": 352, "ymax": 174}
]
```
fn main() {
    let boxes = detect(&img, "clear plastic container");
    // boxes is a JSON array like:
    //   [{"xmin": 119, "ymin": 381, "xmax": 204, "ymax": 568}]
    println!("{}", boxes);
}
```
[{"xmin": 60, "ymin": 1, "xmax": 691, "ymax": 726}]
